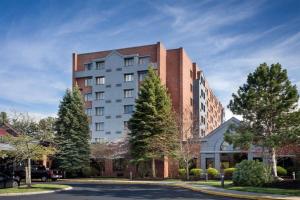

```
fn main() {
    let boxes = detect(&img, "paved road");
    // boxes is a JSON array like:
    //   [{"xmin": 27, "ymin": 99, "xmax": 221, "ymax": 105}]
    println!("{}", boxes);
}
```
[{"xmin": 0, "ymin": 182, "xmax": 242, "ymax": 200}]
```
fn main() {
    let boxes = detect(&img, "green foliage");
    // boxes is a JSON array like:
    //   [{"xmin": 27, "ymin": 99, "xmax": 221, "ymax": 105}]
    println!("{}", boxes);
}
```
[
  {"xmin": 207, "ymin": 168, "xmax": 219, "ymax": 178},
  {"xmin": 0, "ymin": 112, "xmax": 8, "ymax": 124},
  {"xmin": 3, "ymin": 112, "xmax": 56, "ymax": 187},
  {"xmin": 224, "ymin": 168, "xmax": 236, "ymax": 178},
  {"xmin": 233, "ymin": 160, "xmax": 272, "ymax": 186},
  {"xmin": 178, "ymin": 169, "xmax": 186, "ymax": 177},
  {"xmin": 128, "ymin": 67, "xmax": 178, "ymax": 176},
  {"xmin": 190, "ymin": 168, "xmax": 202, "ymax": 176},
  {"xmin": 55, "ymin": 86, "xmax": 90, "ymax": 176},
  {"xmin": 276, "ymin": 166, "xmax": 287, "ymax": 176},
  {"xmin": 226, "ymin": 63, "xmax": 299, "ymax": 176}
]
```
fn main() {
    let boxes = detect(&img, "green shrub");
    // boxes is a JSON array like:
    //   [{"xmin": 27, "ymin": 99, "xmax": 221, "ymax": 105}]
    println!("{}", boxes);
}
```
[
  {"xmin": 190, "ymin": 168, "xmax": 202, "ymax": 176},
  {"xmin": 82, "ymin": 167, "xmax": 92, "ymax": 177},
  {"xmin": 178, "ymin": 169, "xmax": 186, "ymax": 176},
  {"xmin": 233, "ymin": 160, "xmax": 272, "ymax": 186},
  {"xmin": 277, "ymin": 166, "xmax": 287, "ymax": 176},
  {"xmin": 224, "ymin": 168, "xmax": 236, "ymax": 178},
  {"xmin": 207, "ymin": 168, "xmax": 219, "ymax": 178}
]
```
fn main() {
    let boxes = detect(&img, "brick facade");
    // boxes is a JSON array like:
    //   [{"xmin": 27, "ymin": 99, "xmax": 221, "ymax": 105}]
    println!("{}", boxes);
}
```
[{"xmin": 72, "ymin": 42, "xmax": 224, "ymax": 178}]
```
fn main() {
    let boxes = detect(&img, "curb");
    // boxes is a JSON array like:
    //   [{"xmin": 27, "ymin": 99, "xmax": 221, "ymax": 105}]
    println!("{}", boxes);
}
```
[
  {"xmin": 0, "ymin": 186, "xmax": 72, "ymax": 197},
  {"xmin": 62, "ymin": 179, "xmax": 298, "ymax": 200}
]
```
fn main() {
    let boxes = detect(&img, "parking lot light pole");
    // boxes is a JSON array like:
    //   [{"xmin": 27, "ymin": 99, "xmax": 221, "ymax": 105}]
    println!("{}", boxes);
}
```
[{"xmin": 221, "ymin": 174, "xmax": 224, "ymax": 188}]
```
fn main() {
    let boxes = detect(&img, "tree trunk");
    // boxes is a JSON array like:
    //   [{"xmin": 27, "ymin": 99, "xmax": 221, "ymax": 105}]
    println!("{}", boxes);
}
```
[
  {"xmin": 151, "ymin": 158, "xmax": 156, "ymax": 178},
  {"xmin": 25, "ymin": 158, "xmax": 32, "ymax": 187},
  {"xmin": 186, "ymin": 163, "xmax": 189, "ymax": 181},
  {"xmin": 271, "ymin": 148, "xmax": 278, "ymax": 177}
]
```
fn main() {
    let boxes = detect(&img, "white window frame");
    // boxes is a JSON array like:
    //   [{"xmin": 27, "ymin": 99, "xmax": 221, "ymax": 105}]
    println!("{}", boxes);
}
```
[
  {"xmin": 84, "ymin": 93, "xmax": 92, "ymax": 101},
  {"xmin": 124, "ymin": 73, "xmax": 134, "ymax": 82},
  {"xmin": 96, "ymin": 61, "xmax": 105, "ymax": 70},
  {"xmin": 124, "ymin": 57, "xmax": 134, "ymax": 66},
  {"xmin": 96, "ymin": 76, "xmax": 105, "ymax": 85},
  {"xmin": 124, "ymin": 89, "xmax": 133, "ymax": 98},
  {"xmin": 95, "ymin": 107, "xmax": 104, "ymax": 116},
  {"xmin": 95, "ymin": 92, "xmax": 104, "ymax": 100},
  {"xmin": 95, "ymin": 122, "xmax": 104, "ymax": 131}
]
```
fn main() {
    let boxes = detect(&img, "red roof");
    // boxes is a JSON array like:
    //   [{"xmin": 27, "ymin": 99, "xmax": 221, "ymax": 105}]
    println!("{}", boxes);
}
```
[{"xmin": 0, "ymin": 128, "xmax": 7, "ymax": 136}]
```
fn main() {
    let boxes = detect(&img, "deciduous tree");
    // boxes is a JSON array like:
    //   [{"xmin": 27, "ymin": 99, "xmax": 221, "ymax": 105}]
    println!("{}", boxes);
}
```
[{"xmin": 225, "ymin": 63, "xmax": 299, "ymax": 177}]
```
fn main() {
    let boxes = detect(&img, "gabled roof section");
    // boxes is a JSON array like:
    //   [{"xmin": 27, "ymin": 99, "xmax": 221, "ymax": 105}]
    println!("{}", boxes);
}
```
[
  {"xmin": 0, "ymin": 123, "xmax": 19, "ymax": 137},
  {"xmin": 202, "ymin": 117, "xmax": 240, "ymax": 140},
  {"xmin": 106, "ymin": 50, "xmax": 124, "ymax": 58}
]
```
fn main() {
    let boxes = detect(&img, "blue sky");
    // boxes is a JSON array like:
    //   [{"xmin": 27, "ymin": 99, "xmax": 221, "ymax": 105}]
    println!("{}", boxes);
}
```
[{"xmin": 0, "ymin": 0, "xmax": 300, "ymax": 120}]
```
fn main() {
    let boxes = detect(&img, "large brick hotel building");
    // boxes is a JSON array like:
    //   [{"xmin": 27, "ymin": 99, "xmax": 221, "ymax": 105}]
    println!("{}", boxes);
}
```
[{"xmin": 72, "ymin": 42, "xmax": 224, "ymax": 143}]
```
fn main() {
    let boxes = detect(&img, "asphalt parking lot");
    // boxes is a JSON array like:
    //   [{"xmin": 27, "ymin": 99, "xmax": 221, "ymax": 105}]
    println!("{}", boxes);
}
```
[{"xmin": 0, "ymin": 182, "xmax": 242, "ymax": 200}]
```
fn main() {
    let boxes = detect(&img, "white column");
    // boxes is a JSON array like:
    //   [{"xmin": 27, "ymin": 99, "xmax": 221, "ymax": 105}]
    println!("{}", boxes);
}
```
[
  {"xmin": 200, "ymin": 154, "xmax": 206, "ymax": 170},
  {"xmin": 248, "ymin": 151, "xmax": 253, "ymax": 160},
  {"xmin": 214, "ymin": 153, "xmax": 220, "ymax": 171}
]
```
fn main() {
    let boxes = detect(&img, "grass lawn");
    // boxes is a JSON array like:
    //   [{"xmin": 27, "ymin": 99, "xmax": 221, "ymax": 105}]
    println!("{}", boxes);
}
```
[
  {"xmin": 193, "ymin": 180, "xmax": 300, "ymax": 196},
  {"xmin": 0, "ymin": 184, "xmax": 69, "ymax": 194}
]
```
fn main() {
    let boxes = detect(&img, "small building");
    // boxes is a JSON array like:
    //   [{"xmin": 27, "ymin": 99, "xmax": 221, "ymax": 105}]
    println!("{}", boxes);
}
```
[{"xmin": 200, "ymin": 117, "xmax": 299, "ymax": 172}]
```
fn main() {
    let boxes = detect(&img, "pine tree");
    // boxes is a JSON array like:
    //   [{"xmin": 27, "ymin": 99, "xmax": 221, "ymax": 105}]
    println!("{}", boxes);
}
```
[
  {"xmin": 55, "ymin": 86, "xmax": 90, "ymax": 176},
  {"xmin": 0, "ymin": 112, "xmax": 8, "ymax": 124},
  {"xmin": 225, "ymin": 63, "xmax": 299, "ymax": 178},
  {"xmin": 128, "ymin": 67, "xmax": 178, "ymax": 178}
]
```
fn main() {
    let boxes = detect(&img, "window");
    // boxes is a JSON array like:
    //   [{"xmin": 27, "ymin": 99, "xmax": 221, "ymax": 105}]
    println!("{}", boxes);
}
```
[
  {"xmin": 84, "ymin": 63, "xmax": 92, "ymax": 71},
  {"xmin": 190, "ymin": 70, "xmax": 193, "ymax": 78},
  {"xmin": 95, "ymin": 107, "xmax": 104, "ymax": 116},
  {"xmin": 85, "ymin": 108, "xmax": 92, "ymax": 116},
  {"xmin": 124, "ymin": 89, "xmax": 133, "ymax": 98},
  {"xmin": 85, "ymin": 78, "xmax": 92, "ymax": 87},
  {"xmin": 96, "ymin": 76, "xmax": 105, "ymax": 85},
  {"xmin": 124, "ymin": 73, "xmax": 134, "ymax": 82},
  {"xmin": 95, "ymin": 92, "xmax": 104, "ymax": 100},
  {"xmin": 201, "ymin": 103, "xmax": 205, "ymax": 111},
  {"xmin": 190, "ymin": 98, "xmax": 193, "ymax": 106},
  {"xmin": 138, "ymin": 70, "xmax": 148, "ymax": 82},
  {"xmin": 201, "ymin": 89, "xmax": 205, "ymax": 99},
  {"xmin": 190, "ymin": 84, "xmax": 193, "ymax": 92},
  {"xmin": 139, "ymin": 57, "xmax": 149, "ymax": 65},
  {"xmin": 96, "ymin": 61, "xmax": 105, "ymax": 70},
  {"xmin": 124, "ymin": 121, "xmax": 128, "ymax": 129},
  {"xmin": 95, "ymin": 138, "xmax": 105, "ymax": 143},
  {"xmin": 95, "ymin": 122, "xmax": 104, "ymax": 131},
  {"xmin": 84, "ymin": 93, "xmax": 92, "ymax": 101},
  {"xmin": 124, "ymin": 105, "xmax": 134, "ymax": 114},
  {"xmin": 124, "ymin": 57, "xmax": 134, "ymax": 66}
]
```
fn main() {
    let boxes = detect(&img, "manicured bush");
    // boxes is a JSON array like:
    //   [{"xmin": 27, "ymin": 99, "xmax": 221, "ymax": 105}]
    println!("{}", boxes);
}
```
[
  {"xmin": 178, "ymin": 169, "xmax": 186, "ymax": 177},
  {"xmin": 233, "ymin": 160, "xmax": 272, "ymax": 186},
  {"xmin": 207, "ymin": 168, "xmax": 219, "ymax": 178},
  {"xmin": 277, "ymin": 166, "xmax": 287, "ymax": 176},
  {"xmin": 190, "ymin": 168, "xmax": 202, "ymax": 176},
  {"xmin": 224, "ymin": 168, "xmax": 236, "ymax": 178}
]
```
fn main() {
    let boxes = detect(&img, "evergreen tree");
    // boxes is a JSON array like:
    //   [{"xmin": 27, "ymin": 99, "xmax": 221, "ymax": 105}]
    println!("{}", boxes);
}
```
[
  {"xmin": 128, "ymin": 67, "xmax": 178, "ymax": 178},
  {"xmin": 225, "ymin": 63, "xmax": 299, "ymax": 178},
  {"xmin": 0, "ymin": 112, "xmax": 8, "ymax": 124},
  {"xmin": 55, "ymin": 86, "xmax": 90, "ymax": 176}
]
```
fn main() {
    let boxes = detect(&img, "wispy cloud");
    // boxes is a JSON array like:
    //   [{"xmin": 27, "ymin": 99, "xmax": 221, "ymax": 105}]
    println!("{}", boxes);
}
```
[{"xmin": 0, "ymin": 0, "xmax": 299, "ymax": 121}]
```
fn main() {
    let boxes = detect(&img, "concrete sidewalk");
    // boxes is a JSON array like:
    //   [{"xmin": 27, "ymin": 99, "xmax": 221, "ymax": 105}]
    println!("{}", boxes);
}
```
[{"xmin": 62, "ymin": 179, "xmax": 299, "ymax": 200}]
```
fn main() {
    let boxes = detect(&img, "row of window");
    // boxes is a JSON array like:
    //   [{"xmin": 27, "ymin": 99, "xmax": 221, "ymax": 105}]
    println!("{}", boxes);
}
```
[
  {"xmin": 84, "ymin": 72, "xmax": 146, "ymax": 87},
  {"xmin": 86, "ymin": 105, "xmax": 134, "ymax": 116},
  {"xmin": 95, "ymin": 121, "xmax": 128, "ymax": 131},
  {"xmin": 84, "ymin": 88, "xmax": 134, "ymax": 102},
  {"xmin": 84, "ymin": 57, "xmax": 150, "ymax": 71}
]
